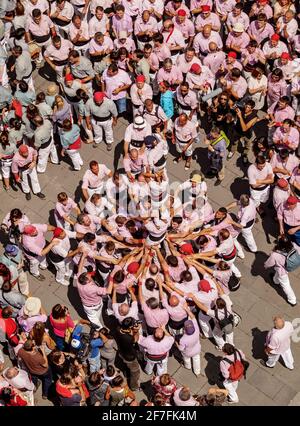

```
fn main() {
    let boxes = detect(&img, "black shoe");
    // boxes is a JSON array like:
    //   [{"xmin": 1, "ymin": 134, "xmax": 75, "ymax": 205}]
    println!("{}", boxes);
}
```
[
  {"xmin": 214, "ymin": 179, "xmax": 222, "ymax": 186},
  {"xmin": 25, "ymin": 193, "xmax": 31, "ymax": 201},
  {"xmin": 106, "ymin": 144, "xmax": 112, "ymax": 151},
  {"xmin": 288, "ymin": 301, "xmax": 297, "ymax": 307},
  {"xmin": 206, "ymin": 170, "xmax": 217, "ymax": 179},
  {"xmin": 36, "ymin": 192, "xmax": 46, "ymax": 199}
]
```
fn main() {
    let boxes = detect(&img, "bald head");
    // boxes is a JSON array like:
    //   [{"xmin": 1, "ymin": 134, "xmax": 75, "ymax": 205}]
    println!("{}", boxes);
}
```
[
  {"xmin": 273, "ymin": 316, "xmax": 285, "ymax": 329},
  {"xmin": 154, "ymin": 327, "xmax": 165, "ymax": 341},
  {"xmin": 169, "ymin": 295, "xmax": 179, "ymax": 307},
  {"xmin": 149, "ymin": 264, "xmax": 158, "ymax": 274}
]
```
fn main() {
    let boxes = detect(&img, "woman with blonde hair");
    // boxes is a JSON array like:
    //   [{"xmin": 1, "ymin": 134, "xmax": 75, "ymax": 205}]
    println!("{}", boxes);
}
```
[
  {"xmin": 29, "ymin": 321, "xmax": 56, "ymax": 355},
  {"xmin": 52, "ymin": 95, "xmax": 72, "ymax": 135}
]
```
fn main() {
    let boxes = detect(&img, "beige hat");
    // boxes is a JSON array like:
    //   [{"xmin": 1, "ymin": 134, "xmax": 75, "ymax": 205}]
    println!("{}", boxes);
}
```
[
  {"xmin": 119, "ymin": 30, "xmax": 127, "ymax": 39},
  {"xmin": 24, "ymin": 297, "xmax": 41, "ymax": 317},
  {"xmin": 233, "ymin": 23, "xmax": 244, "ymax": 32},
  {"xmin": 191, "ymin": 174, "xmax": 202, "ymax": 183},
  {"xmin": 133, "ymin": 115, "xmax": 146, "ymax": 129},
  {"xmin": 47, "ymin": 83, "xmax": 58, "ymax": 96}
]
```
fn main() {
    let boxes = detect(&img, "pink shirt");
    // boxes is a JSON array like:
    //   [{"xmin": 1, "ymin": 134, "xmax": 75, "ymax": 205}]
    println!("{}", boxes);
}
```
[
  {"xmin": 82, "ymin": 164, "xmax": 111, "ymax": 189},
  {"xmin": 153, "ymin": 44, "xmax": 171, "ymax": 62},
  {"xmin": 141, "ymin": 302, "xmax": 169, "ymax": 328},
  {"xmin": 178, "ymin": 318, "xmax": 201, "ymax": 357},
  {"xmin": 273, "ymin": 127, "xmax": 299, "ymax": 151},
  {"xmin": 157, "ymin": 66, "xmax": 183, "ymax": 85},
  {"xmin": 273, "ymin": 187, "xmax": 290, "ymax": 211},
  {"xmin": 173, "ymin": 18, "xmax": 195, "ymax": 39},
  {"xmin": 203, "ymin": 51, "xmax": 226, "ymax": 75},
  {"xmin": 69, "ymin": 22, "xmax": 90, "ymax": 42},
  {"xmin": 266, "ymin": 322, "xmax": 294, "ymax": 354},
  {"xmin": 248, "ymin": 162, "xmax": 274, "ymax": 187},
  {"xmin": 22, "ymin": 223, "xmax": 47, "ymax": 258},
  {"xmin": 165, "ymin": 1, "xmax": 190, "ymax": 17},
  {"xmin": 102, "ymin": 68, "xmax": 132, "ymax": 100},
  {"xmin": 264, "ymin": 250, "xmax": 288, "ymax": 276},
  {"xmin": 277, "ymin": 202, "xmax": 300, "ymax": 226},
  {"xmin": 237, "ymin": 198, "xmax": 257, "ymax": 226},
  {"xmin": 88, "ymin": 15, "xmax": 109, "ymax": 37},
  {"xmin": 194, "ymin": 274, "xmax": 218, "ymax": 309},
  {"xmin": 89, "ymin": 37, "xmax": 113, "ymax": 54},
  {"xmin": 168, "ymin": 256, "xmax": 186, "ymax": 282},
  {"xmin": 26, "ymin": 15, "xmax": 53, "ymax": 36},
  {"xmin": 195, "ymin": 13, "xmax": 221, "ymax": 32},
  {"xmin": 212, "ymin": 269, "xmax": 232, "ymax": 294},
  {"xmin": 226, "ymin": 11, "xmax": 250, "ymax": 30},
  {"xmin": 176, "ymin": 54, "xmax": 202, "ymax": 75},
  {"xmin": 215, "ymin": 0, "xmax": 236, "ymax": 16},
  {"xmin": 138, "ymin": 334, "xmax": 174, "ymax": 355},
  {"xmin": 55, "ymin": 198, "xmax": 77, "ymax": 220},
  {"xmin": 174, "ymin": 118, "xmax": 198, "ymax": 142},
  {"xmin": 50, "ymin": 314, "xmax": 75, "ymax": 338},
  {"xmin": 113, "ymin": 301, "xmax": 139, "ymax": 323},
  {"xmin": 130, "ymin": 83, "xmax": 153, "ymax": 107},
  {"xmin": 290, "ymin": 167, "xmax": 300, "ymax": 187},
  {"xmin": 114, "ymin": 37, "xmax": 136, "ymax": 52},
  {"xmin": 123, "ymin": 153, "xmax": 148, "ymax": 173},
  {"xmin": 145, "ymin": 52, "xmax": 159, "ymax": 72},
  {"xmin": 44, "ymin": 39, "xmax": 73, "ymax": 61},
  {"xmin": 226, "ymin": 32, "xmax": 250, "ymax": 50},
  {"xmin": 248, "ymin": 21, "xmax": 274, "ymax": 45},
  {"xmin": 270, "ymin": 153, "xmax": 299, "ymax": 178},
  {"xmin": 193, "ymin": 31, "xmax": 223, "ymax": 55},
  {"xmin": 77, "ymin": 279, "xmax": 107, "ymax": 306},
  {"xmin": 134, "ymin": 16, "xmax": 158, "ymax": 34},
  {"xmin": 122, "ymin": 0, "xmax": 142, "ymax": 17},
  {"xmin": 176, "ymin": 87, "xmax": 198, "ymax": 109},
  {"xmin": 162, "ymin": 291, "xmax": 187, "ymax": 322},
  {"xmin": 220, "ymin": 349, "xmax": 245, "ymax": 379},
  {"xmin": 268, "ymin": 104, "xmax": 295, "ymax": 122},
  {"xmin": 162, "ymin": 28, "xmax": 186, "ymax": 50},
  {"xmin": 12, "ymin": 147, "xmax": 37, "ymax": 174},
  {"xmin": 267, "ymin": 78, "xmax": 287, "ymax": 106},
  {"xmin": 225, "ymin": 75, "xmax": 248, "ymax": 99},
  {"xmin": 112, "ymin": 14, "xmax": 133, "ymax": 35},
  {"xmin": 198, "ymin": 235, "xmax": 217, "ymax": 253}
]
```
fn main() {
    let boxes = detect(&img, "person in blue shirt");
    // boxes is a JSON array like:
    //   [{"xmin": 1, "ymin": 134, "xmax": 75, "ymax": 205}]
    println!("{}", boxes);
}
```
[
  {"xmin": 159, "ymin": 81, "xmax": 174, "ymax": 136},
  {"xmin": 88, "ymin": 329, "xmax": 104, "ymax": 373}
]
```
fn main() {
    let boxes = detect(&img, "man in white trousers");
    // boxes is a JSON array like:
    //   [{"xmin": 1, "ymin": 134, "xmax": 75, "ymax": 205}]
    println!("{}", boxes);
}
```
[
  {"xmin": 248, "ymin": 154, "xmax": 274, "ymax": 216},
  {"xmin": 33, "ymin": 115, "xmax": 59, "ymax": 173},
  {"xmin": 226, "ymin": 194, "xmax": 258, "ymax": 253},
  {"xmin": 12, "ymin": 145, "xmax": 46, "ymax": 201},
  {"xmin": 220, "ymin": 343, "xmax": 247, "ymax": 404},
  {"xmin": 177, "ymin": 308, "xmax": 201, "ymax": 377},
  {"xmin": 77, "ymin": 257, "xmax": 113, "ymax": 329},
  {"xmin": 263, "ymin": 316, "xmax": 294, "ymax": 370},
  {"xmin": 85, "ymin": 91, "xmax": 118, "ymax": 151},
  {"xmin": 138, "ymin": 327, "xmax": 174, "ymax": 376}
]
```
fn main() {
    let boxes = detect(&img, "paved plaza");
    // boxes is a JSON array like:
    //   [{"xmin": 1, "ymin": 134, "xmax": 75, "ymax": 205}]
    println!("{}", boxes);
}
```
[{"xmin": 1, "ymin": 70, "xmax": 300, "ymax": 406}]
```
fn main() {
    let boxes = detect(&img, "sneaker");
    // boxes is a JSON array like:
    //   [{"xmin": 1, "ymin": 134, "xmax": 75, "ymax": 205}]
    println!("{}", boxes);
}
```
[
  {"xmin": 227, "ymin": 152, "xmax": 234, "ymax": 160},
  {"xmin": 237, "ymin": 252, "xmax": 245, "ymax": 259},
  {"xmin": 36, "ymin": 192, "xmax": 46, "ymax": 199},
  {"xmin": 93, "ymin": 143, "xmax": 99, "ymax": 148},
  {"xmin": 260, "ymin": 359, "xmax": 274, "ymax": 368},
  {"xmin": 227, "ymin": 398, "xmax": 239, "ymax": 404},
  {"xmin": 214, "ymin": 179, "xmax": 222, "ymax": 186},
  {"xmin": 56, "ymin": 279, "xmax": 70, "ymax": 286},
  {"xmin": 288, "ymin": 301, "xmax": 297, "ymax": 307},
  {"xmin": 107, "ymin": 144, "xmax": 112, "ymax": 151},
  {"xmin": 31, "ymin": 273, "xmax": 45, "ymax": 281},
  {"xmin": 25, "ymin": 193, "xmax": 31, "ymax": 201}
]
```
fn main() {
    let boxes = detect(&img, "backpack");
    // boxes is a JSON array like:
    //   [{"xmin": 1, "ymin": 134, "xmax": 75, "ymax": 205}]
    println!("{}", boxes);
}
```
[
  {"xmin": 215, "ymin": 306, "xmax": 234, "ymax": 335},
  {"xmin": 223, "ymin": 350, "xmax": 249, "ymax": 381},
  {"xmin": 211, "ymin": 130, "xmax": 230, "ymax": 149},
  {"xmin": 285, "ymin": 248, "xmax": 300, "ymax": 272}
]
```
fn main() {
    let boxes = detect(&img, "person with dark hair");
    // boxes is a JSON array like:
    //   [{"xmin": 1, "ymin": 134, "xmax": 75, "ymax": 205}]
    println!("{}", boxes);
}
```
[
  {"xmin": 277, "ymin": 195, "xmax": 300, "ymax": 245},
  {"xmin": 248, "ymin": 154, "xmax": 274, "ymax": 215},
  {"xmin": 86, "ymin": 371, "xmax": 109, "ymax": 406},
  {"xmin": 50, "ymin": 0, "xmax": 74, "ymax": 34},
  {"xmin": 101, "ymin": 63, "xmax": 132, "ymax": 115},
  {"xmin": 81, "ymin": 160, "xmax": 113, "ymax": 201},
  {"xmin": 105, "ymin": 374, "xmax": 136, "ymax": 406},
  {"xmin": 60, "ymin": 119, "xmax": 83, "ymax": 171},
  {"xmin": 220, "ymin": 343, "xmax": 247, "ymax": 403},
  {"xmin": 0, "ymin": 131, "xmax": 17, "ymax": 192},
  {"xmin": 33, "ymin": 114, "xmax": 59, "ymax": 173},
  {"xmin": 44, "ymin": 35, "xmax": 73, "ymax": 79},
  {"xmin": 273, "ymin": 119, "xmax": 299, "ymax": 153},
  {"xmin": 114, "ymin": 317, "xmax": 141, "ymax": 391},
  {"xmin": 69, "ymin": 14, "xmax": 90, "ymax": 54},
  {"xmin": 219, "ymin": 67, "xmax": 248, "ymax": 100},
  {"xmin": 25, "ymin": 8, "xmax": 55, "ymax": 46},
  {"xmin": 229, "ymin": 100, "xmax": 258, "ymax": 164},
  {"xmin": 270, "ymin": 148, "xmax": 299, "ymax": 180},
  {"xmin": 266, "ymin": 68, "xmax": 288, "ymax": 108},
  {"xmin": 0, "ymin": 386, "xmax": 27, "ymax": 406}
]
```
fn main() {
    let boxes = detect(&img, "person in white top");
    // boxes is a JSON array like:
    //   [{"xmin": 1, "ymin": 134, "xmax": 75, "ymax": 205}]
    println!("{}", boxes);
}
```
[
  {"xmin": 264, "ymin": 316, "xmax": 294, "ymax": 370},
  {"xmin": 247, "ymin": 155, "xmax": 274, "ymax": 215}
]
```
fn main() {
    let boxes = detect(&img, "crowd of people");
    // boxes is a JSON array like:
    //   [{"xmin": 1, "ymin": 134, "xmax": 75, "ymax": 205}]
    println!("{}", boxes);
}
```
[{"xmin": 0, "ymin": 0, "xmax": 300, "ymax": 407}]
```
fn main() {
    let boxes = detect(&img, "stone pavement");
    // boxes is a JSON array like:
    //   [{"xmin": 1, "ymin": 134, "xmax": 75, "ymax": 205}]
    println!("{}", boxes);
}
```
[{"xmin": 2, "ymin": 70, "xmax": 300, "ymax": 406}]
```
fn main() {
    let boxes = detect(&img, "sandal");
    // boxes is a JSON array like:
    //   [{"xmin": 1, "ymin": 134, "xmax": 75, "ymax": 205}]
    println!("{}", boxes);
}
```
[{"xmin": 184, "ymin": 161, "xmax": 191, "ymax": 170}]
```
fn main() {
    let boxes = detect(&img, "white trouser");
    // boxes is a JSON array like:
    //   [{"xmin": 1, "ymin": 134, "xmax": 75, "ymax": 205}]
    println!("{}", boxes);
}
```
[
  {"xmin": 273, "ymin": 271, "xmax": 297, "ymax": 305},
  {"xmin": 23, "ymin": 75, "xmax": 35, "ymax": 92},
  {"xmin": 0, "ymin": 347, "xmax": 4, "ymax": 364},
  {"xmin": 241, "ymin": 225, "xmax": 257, "ymax": 252},
  {"xmin": 82, "ymin": 121, "xmax": 94, "ymax": 143},
  {"xmin": 18, "ymin": 270, "xmax": 30, "ymax": 296},
  {"xmin": 213, "ymin": 326, "xmax": 234, "ymax": 350},
  {"xmin": 87, "ymin": 185, "xmax": 105, "ymax": 198},
  {"xmin": 233, "ymin": 237, "xmax": 245, "ymax": 259},
  {"xmin": 83, "ymin": 301, "xmax": 103, "ymax": 329},
  {"xmin": 176, "ymin": 139, "xmax": 194, "ymax": 157},
  {"xmin": 55, "ymin": 214, "xmax": 71, "ymax": 230},
  {"xmin": 198, "ymin": 311, "xmax": 213, "ymax": 338},
  {"xmin": 37, "ymin": 140, "xmax": 59, "ymax": 173},
  {"xmin": 250, "ymin": 186, "xmax": 270, "ymax": 208},
  {"xmin": 92, "ymin": 118, "xmax": 114, "ymax": 145},
  {"xmin": 27, "ymin": 255, "xmax": 47, "ymax": 276},
  {"xmin": 21, "ymin": 167, "xmax": 41, "ymax": 194},
  {"xmin": 144, "ymin": 356, "xmax": 168, "ymax": 376},
  {"xmin": 226, "ymin": 257, "xmax": 242, "ymax": 278},
  {"xmin": 1, "ymin": 158, "xmax": 12, "ymax": 178},
  {"xmin": 266, "ymin": 347, "xmax": 294, "ymax": 370},
  {"xmin": 66, "ymin": 149, "xmax": 83, "ymax": 170},
  {"xmin": 52, "ymin": 258, "xmax": 74, "ymax": 283},
  {"xmin": 223, "ymin": 379, "xmax": 239, "ymax": 402},
  {"xmin": 183, "ymin": 353, "xmax": 201, "ymax": 375}
]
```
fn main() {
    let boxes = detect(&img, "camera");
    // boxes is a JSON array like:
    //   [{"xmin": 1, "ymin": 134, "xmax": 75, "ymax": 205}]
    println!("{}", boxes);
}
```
[{"xmin": 132, "ymin": 320, "xmax": 143, "ymax": 327}]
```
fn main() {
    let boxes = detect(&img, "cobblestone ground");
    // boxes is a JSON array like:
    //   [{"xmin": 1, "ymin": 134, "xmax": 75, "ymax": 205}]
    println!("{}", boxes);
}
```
[{"xmin": 2, "ymin": 70, "xmax": 300, "ymax": 406}]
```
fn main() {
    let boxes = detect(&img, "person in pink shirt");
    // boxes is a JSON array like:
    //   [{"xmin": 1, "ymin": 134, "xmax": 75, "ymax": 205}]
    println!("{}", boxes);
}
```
[
  {"xmin": 114, "ymin": 31, "xmax": 136, "ymax": 52},
  {"xmin": 138, "ymin": 282, "xmax": 169, "ymax": 334},
  {"xmin": 173, "ymin": 113, "xmax": 198, "ymax": 170},
  {"xmin": 290, "ymin": 163, "xmax": 300, "ymax": 196},
  {"xmin": 143, "ymin": 44, "xmax": 160, "ymax": 74},
  {"xmin": 274, "ymin": 53, "xmax": 294, "ymax": 82},
  {"xmin": 88, "ymin": 6, "xmax": 110, "ymax": 37},
  {"xmin": 215, "ymin": 0, "xmax": 236, "ymax": 22},
  {"xmin": 220, "ymin": 68, "xmax": 247, "ymax": 100},
  {"xmin": 164, "ymin": 0, "xmax": 190, "ymax": 18},
  {"xmin": 249, "ymin": 0, "xmax": 273, "ymax": 20},
  {"xmin": 176, "ymin": 47, "xmax": 202, "ymax": 76},
  {"xmin": 89, "ymin": 33, "xmax": 114, "ymax": 63},
  {"xmin": 264, "ymin": 237, "xmax": 297, "ymax": 305},
  {"xmin": 130, "ymin": 75, "xmax": 153, "ymax": 114},
  {"xmin": 267, "ymin": 97, "xmax": 295, "ymax": 124},
  {"xmin": 175, "ymin": 82, "xmax": 198, "ymax": 125},
  {"xmin": 195, "ymin": 5, "xmax": 221, "ymax": 32},
  {"xmin": 138, "ymin": 327, "xmax": 175, "ymax": 376},
  {"xmin": 225, "ymin": 23, "xmax": 250, "ymax": 55},
  {"xmin": 74, "ymin": 212, "xmax": 102, "ymax": 235},
  {"xmin": 273, "ymin": 178, "xmax": 291, "ymax": 211},
  {"xmin": 21, "ymin": 224, "xmax": 57, "ymax": 280},
  {"xmin": 159, "ymin": 282, "xmax": 188, "ymax": 335},
  {"xmin": 156, "ymin": 58, "xmax": 183, "ymax": 90},
  {"xmin": 69, "ymin": 14, "xmax": 90, "ymax": 53},
  {"xmin": 193, "ymin": 25, "xmax": 223, "ymax": 56},
  {"xmin": 264, "ymin": 316, "xmax": 294, "ymax": 369},
  {"xmin": 277, "ymin": 196, "xmax": 300, "ymax": 245},
  {"xmin": 191, "ymin": 0, "xmax": 213, "ymax": 17},
  {"xmin": 226, "ymin": 3, "xmax": 250, "ymax": 32},
  {"xmin": 173, "ymin": 9, "xmax": 195, "ymax": 45},
  {"xmin": 203, "ymin": 42, "xmax": 226, "ymax": 75},
  {"xmin": 153, "ymin": 34, "xmax": 172, "ymax": 65},
  {"xmin": 54, "ymin": 191, "xmax": 80, "ymax": 230},
  {"xmin": 218, "ymin": 51, "xmax": 243, "ymax": 77},
  {"xmin": 241, "ymin": 41, "xmax": 266, "ymax": 78},
  {"xmin": 247, "ymin": 13, "xmax": 274, "ymax": 46},
  {"xmin": 111, "ymin": 5, "xmax": 133, "ymax": 38},
  {"xmin": 273, "ymin": 120, "xmax": 299, "ymax": 153},
  {"xmin": 25, "ymin": 9, "xmax": 55, "ymax": 47},
  {"xmin": 134, "ymin": 10, "xmax": 158, "ymax": 49},
  {"xmin": 186, "ymin": 62, "xmax": 215, "ymax": 97},
  {"xmin": 81, "ymin": 161, "xmax": 112, "ymax": 200},
  {"xmin": 271, "ymin": 149, "xmax": 299, "ymax": 180},
  {"xmin": 122, "ymin": 0, "xmax": 142, "ymax": 18},
  {"xmin": 248, "ymin": 155, "xmax": 274, "ymax": 213},
  {"xmin": 123, "ymin": 149, "xmax": 148, "ymax": 181},
  {"xmin": 177, "ymin": 309, "xmax": 201, "ymax": 376},
  {"xmin": 220, "ymin": 343, "xmax": 246, "ymax": 403},
  {"xmin": 263, "ymin": 34, "xmax": 288, "ymax": 67},
  {"xmin": 101, "ymin": 63, "xmax": 132, "ymax": 114},
  {"xmin": 162, "ymin": 19, "xmax": 186, "ymax": 61}
]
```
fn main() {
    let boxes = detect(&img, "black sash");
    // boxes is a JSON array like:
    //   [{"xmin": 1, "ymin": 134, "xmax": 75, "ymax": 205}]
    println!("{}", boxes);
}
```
[
  {"xmin": 39, "ymin": 137, "xmax": 52, "ymax": 150},
  {"xmin": 52, "ymin": 17, "xmax": 71, "ymax": 27},
  {"xmin": 49, "ymin": 250, "xmax": 65, "ymax": 263},
  {"xmin": 154, "ymin": 155, "xmax": 166, "ymax": 167},
  {"xmin": 92, "ymin": 114, "xmax": 112, "ymax": 122},
  {"xmin": 250, "ymin": 185, "xmax": 268, "ymax": 191},
  {"xmin": 31, "ymin": 32, "xmax": 51, "ymax": 43},
  {"xmin": 52, "ymin": 58, "xmax": 68, "ymax": 66},
  {"xmin": 244, "ymin": 219, "xmax": 255, "ymax": 229},
  {"xmin": 148, "ymin": 232, "xmax": 166, "ymax": 242},
  {"xmin": 130, "ymin": 139, "xmax": 144, "ymax": 148}
]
